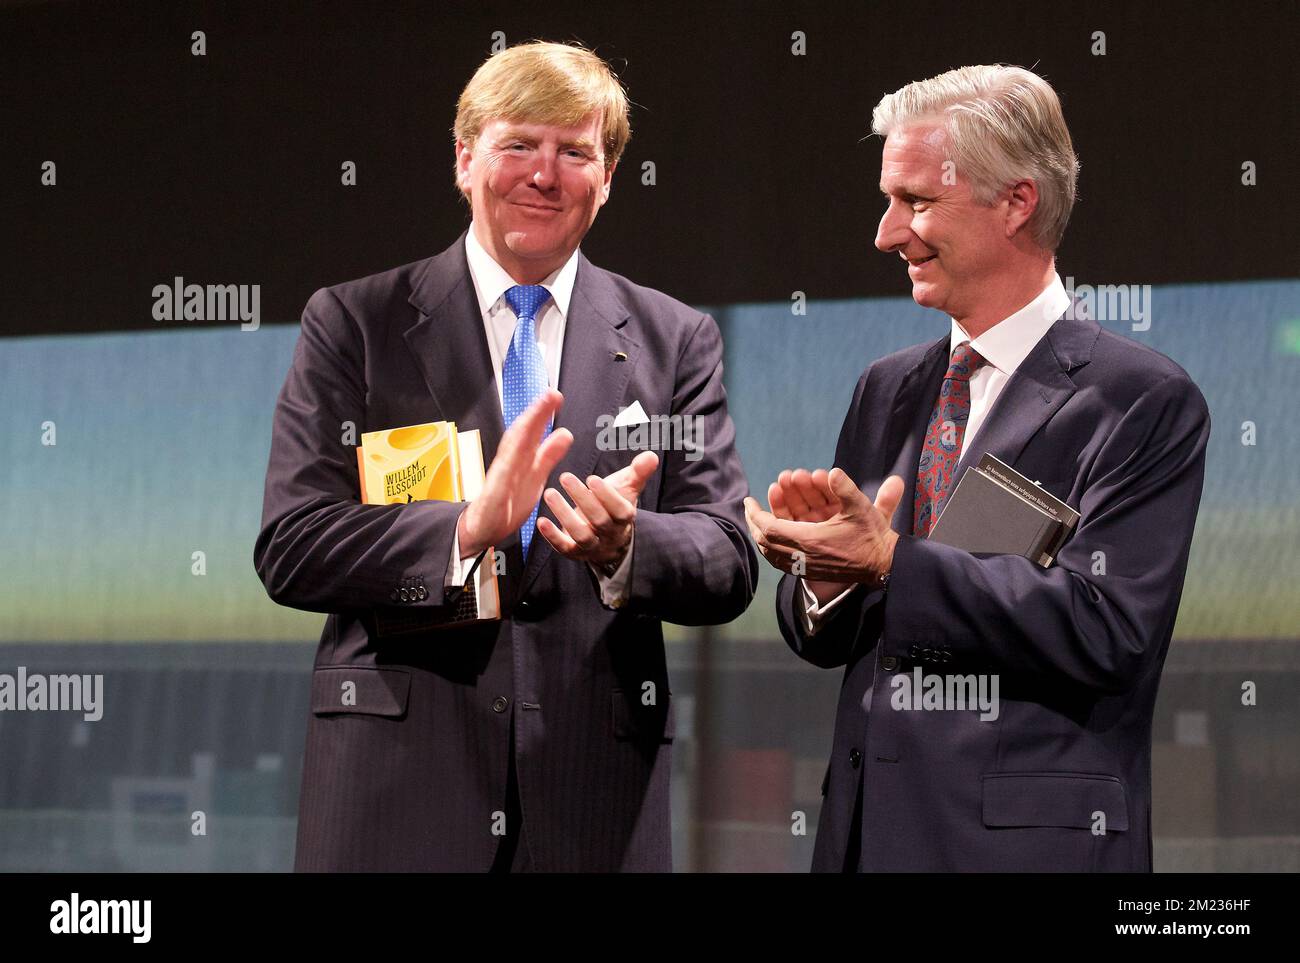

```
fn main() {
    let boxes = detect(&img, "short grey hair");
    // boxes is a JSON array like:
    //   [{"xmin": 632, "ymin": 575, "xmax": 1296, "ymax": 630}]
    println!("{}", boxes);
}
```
[{"xmin": 871, "ymin": 65, "xmax": 1080, "ymax": 252}]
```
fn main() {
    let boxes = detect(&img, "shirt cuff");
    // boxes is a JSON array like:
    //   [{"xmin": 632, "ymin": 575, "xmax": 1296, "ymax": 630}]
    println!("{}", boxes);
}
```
[
  {"xmin": 799, "ymin": 578, "xmax": 859, "ymax": 636},
  {"xmin": 590, "ymin": 526, "xmax": 635, "ymax": 608},
  {"xmin": 446, "ymin": 526, "xmax": 477, "ymax": 589}
]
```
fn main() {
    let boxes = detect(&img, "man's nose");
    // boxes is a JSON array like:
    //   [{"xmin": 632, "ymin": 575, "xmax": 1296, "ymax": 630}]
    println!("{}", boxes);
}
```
[
  {"xmin": 531, "ymin": 153, "xmax": 559, "ymax": 190},
  {"xmin": 875, "ymin": 203, "xmax": 911, "ymax": 253}
]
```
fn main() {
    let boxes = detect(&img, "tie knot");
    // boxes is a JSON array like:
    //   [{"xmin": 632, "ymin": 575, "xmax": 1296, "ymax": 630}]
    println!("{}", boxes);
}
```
[
  {"xmin": 947, "ymin": 342, "xmax": 987, "ymax": 381},
  {"xmin": 504, "ymin": 284, "xmax": 552, "ymax": 322}
]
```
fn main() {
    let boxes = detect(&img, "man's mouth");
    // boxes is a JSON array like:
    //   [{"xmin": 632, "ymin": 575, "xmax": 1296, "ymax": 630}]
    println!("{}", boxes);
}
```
[
  {"xmin": 904, "ymin": 254, "xmax": 937, "ymax": 266},
  {"xmin": 513, "ymin": 201, "xmax": 562, "ymax": 213}
]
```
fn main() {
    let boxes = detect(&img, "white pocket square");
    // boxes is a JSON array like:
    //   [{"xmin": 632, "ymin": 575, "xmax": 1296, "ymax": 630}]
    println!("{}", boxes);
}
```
[{"xmin": 613, "ymin": 400, "xmax": 649, "ymax": 427}]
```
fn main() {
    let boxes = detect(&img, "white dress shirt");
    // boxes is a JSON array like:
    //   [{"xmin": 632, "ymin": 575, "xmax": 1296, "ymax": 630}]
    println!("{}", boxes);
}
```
[
  {"xmin": 446, "ymin": 224, "xmax": 633, "ymax": 607},
  {"xmin": 799, "ymin": 272, "xmax": 1071, "ymax": 634}
]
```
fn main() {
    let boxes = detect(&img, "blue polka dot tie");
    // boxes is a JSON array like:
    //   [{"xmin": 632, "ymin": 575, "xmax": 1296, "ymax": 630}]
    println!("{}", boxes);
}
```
[{"xmin": 502, "ymin": 284, "xmax": 553, "ymax": 558}]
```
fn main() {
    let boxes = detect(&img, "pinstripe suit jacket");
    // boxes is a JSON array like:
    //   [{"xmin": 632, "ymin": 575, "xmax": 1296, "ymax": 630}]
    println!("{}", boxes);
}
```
[{"xmin": 255, "ymin": 234, "xmax": 757, "ymax": 871}]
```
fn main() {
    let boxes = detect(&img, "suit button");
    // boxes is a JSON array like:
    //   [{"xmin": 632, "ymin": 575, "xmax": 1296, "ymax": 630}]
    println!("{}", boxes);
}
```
[
  {"xmin": 416, "ymin": 586, "xmax": 428, "ymax": 601},
  {"xmin": 849, "ymin": 748, "xmax": 862, "ymax": 769},
  {"xmin": 399, "ymin": 588, "xmax": 409, "ymax": 602},
  {"xmin": 492, "ymin": 697, "xmax": 509, "ymax": 713},
  {"xmin": 390, "ymin": 589, "xmax": 399, "ymax": 602},
  {"xmin": 882, "ymin": 656, "xmax": 898, "ymax": 671}
]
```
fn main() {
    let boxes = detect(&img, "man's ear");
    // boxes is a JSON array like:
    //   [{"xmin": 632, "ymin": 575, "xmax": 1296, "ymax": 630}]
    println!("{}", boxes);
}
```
[
  {"xmin": 1004, "ymin": 177, "xmax": 1039, "ymax": 239},
  {"xmin": 454, "ymin": 138, "xmax": 473, "ymax": 196},
  {"xmin": 599, "ymin": 160, "xmax": 617, "ymax": 205}
]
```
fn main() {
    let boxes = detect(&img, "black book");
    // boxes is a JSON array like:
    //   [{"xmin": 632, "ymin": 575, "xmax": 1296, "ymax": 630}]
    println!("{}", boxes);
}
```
[{"xmin": 927, "ymin": 453, "xmax": 1080, "ymax": 567}]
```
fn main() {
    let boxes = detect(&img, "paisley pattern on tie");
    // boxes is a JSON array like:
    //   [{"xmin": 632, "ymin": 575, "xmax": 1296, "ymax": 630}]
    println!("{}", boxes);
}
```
[
  {"xmin": 502, "ymin": 284, "xmax": 553, "ymax": 558},
  {"xmin": 913, "ymin": 342, "xmax": 987, "ymax": 538}
]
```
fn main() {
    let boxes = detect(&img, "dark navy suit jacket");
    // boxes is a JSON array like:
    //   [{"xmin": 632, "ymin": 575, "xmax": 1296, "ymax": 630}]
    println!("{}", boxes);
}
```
[
  {"xmin": 777, "ymin": 308, "xmax": 1210, "ymax": 872},
  {"xmin": 255, "ymin": 234, "xmax": 757, "ymax": 871}
]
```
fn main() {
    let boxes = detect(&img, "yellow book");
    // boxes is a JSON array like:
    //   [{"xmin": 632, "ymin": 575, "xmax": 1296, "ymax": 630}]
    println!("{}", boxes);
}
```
[
  {"xmin": 356, "ymin": 421, "xmax": 500, "ymax": 629},
  {"xmin": 358, "ymin": 421, "xmax": 462, "ymax": 505}
]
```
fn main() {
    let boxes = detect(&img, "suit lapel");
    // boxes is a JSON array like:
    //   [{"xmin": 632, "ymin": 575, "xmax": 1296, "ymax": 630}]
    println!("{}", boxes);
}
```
[
  {"xmin": 402, "ymin": 234, "xmax": 506, "ymax": 466},
  {"xmin": 881, "ymin": 336, "xmax": 950, "ymax": 537},
  {"xmin": 401, "ymin": 236, "xmax": 529, "ymax": 601},
  {"xmin": 518, "ymin": 254, "xmax": 639, "ymax": 596},
  {"xmin": 948, "ymin": 308, "xmax": 1099, "ymax": 484},
  {"xmin": 882, "ymin": 306, "xmax": 1100, "ymax": 536}
]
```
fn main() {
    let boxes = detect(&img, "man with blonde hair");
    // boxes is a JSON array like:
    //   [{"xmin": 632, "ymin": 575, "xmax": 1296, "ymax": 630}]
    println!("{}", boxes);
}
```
[
  {"xmin": 257, "ymin": 41, "xmax": 756, "ymax": 872},
  {"xmin": 747, "ymin": 65, "xmax": 1209, "ymax": 871}
]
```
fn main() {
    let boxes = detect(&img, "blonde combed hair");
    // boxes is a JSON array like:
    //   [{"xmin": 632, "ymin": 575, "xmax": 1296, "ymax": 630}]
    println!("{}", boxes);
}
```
[
  {"xmin": 454, "ymin": 41, "xmax": 631, "ymax": 174},
  {"xmin": 872, "ymin": 65, "xmax": 1079, "ymax": 251}
]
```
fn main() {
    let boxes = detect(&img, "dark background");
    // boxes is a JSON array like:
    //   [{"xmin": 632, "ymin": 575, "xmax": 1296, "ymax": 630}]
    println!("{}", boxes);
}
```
[{"xmin": 3, "ymin": 0, "xmax": 1296, "ymax": 337}]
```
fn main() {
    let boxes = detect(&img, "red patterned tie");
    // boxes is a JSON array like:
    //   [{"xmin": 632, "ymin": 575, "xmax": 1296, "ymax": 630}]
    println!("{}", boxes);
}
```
[{"xmin": 913, "ymin": 342, "xmax": 987, "ymax": 537}]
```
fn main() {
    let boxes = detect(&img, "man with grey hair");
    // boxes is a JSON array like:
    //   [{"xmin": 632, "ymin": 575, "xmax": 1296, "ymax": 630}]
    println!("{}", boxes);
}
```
[{"xmin": 747, "ymin": 65, "xmax": 1209, "ymax": 871}]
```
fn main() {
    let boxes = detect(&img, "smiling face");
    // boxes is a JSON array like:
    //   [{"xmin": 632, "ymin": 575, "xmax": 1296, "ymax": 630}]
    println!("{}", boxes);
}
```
[
  {"xmin": 456, "ymin": 111, "xmax": 614, "ymax": 284},
  {"xmin": 874, "ymin": 122, "xmax": 1014, "ymax": 323}
]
